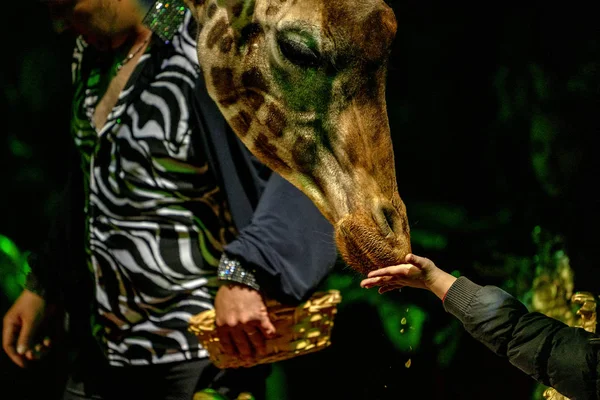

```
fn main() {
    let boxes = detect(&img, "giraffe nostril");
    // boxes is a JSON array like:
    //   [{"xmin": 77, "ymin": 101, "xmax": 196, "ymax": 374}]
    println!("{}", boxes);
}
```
[
  {"xmin": 382, "ymin": 207, "xmax": 395, "ymax": 232},
  {"xmin": 373, "ymin": 203, "xmax": 400, "ymax": 238}
]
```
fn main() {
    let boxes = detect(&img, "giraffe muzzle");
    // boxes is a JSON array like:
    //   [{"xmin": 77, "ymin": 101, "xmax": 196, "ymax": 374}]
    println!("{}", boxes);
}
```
[{"xmin": 335, "ymin": 202, "xmax": 411, "ymax": 275}]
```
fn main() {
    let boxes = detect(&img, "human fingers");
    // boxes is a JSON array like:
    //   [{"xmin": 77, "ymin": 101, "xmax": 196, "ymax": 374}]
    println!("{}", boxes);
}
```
[
  {"xmin": 257, "ymin": 314, "xmax": 276, "ymax": 338},
  {"xmin": 361, "ymin": 276, "xmax": 391, "ymax": 288},
  {"xmin": 366, "ymin": 265, "xmax": 412, "ymax": 279},
  {"xmin": 216, "ymin": 326, "xmax": 236, "ymax": 356},
  {"xmin": 243, "ymin": 325, "xmax": 266, "ymax": 357},
  {"xmin": 2, "ymin": 316, "xmax": 25, "ymax": 368},
  {"xmin": 25, "ymin": 338, "xmax": 52, "ymax": 361},
  {"xmin": 405, "ymin": 253, "xmax": 435, "ymax": 269},
  {"xmin": 230, "ymin": 328, "xmax": 253, "ymax": 358},
  {"xmin": 16, "ymin": 316, "xmax": 40, "ymax": 362}
]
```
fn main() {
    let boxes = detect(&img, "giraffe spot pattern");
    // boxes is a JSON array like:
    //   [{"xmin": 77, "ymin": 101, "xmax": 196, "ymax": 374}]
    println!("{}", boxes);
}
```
[
  {"xmin": 207, "ymin": 18, "xmax": 229, "ymax": 49},
  {"xmin": 229, "ymin": 111, "xmax": 252, "ymax": 136},
  {"xmin": 255, "ymin": 144, "xmax": 291, "ymax": 175},
  {"xmin": 253, "ymin": 132, "xmax": 293, "ymax": 175},
  {"xmin": 210, "ymin": 67, "xmax": 237, "ymax": 106},
  {"xmin": 232, "ymin": 2, "xmax": 244, "ymax": 17},
  {"xmin": 194, "ymin": 0, "xmax": 206, "ymax": 5},
  {"xmin": 256, "ymin": 132, "xmax": 279, "ymax": 157},
  {"xmin": 292, "ymin": 135, "xmax": 318, "ymax": 172},
  {"xmin": 241, "ymin": 68, "xmax": 268, "ymax": 93},
  {"xmin": 219, "ymin": 36, "xmax": 234, "ymax": 53},
  {"xmin": 207, "ymin": 3, "xmax": 218, "ymax": 19},
  {"xmin": 264, "ymin": 104, "xmax": 286, "ymax": 137},
  {"xmin": 245, "ymin": 91, "xmax": 265, "ymax": 112},
  {"xmin": 240, "ymin": 23, "xmax": 264, "ymax": 49},
  {"xmin": 266, "ymin": 5, "xmax": 280, "ymax": 16}
]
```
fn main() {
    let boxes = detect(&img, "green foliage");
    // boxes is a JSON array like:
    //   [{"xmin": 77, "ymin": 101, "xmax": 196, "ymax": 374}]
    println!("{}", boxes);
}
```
[
  {"xmin": 9, "ymin": 136, "xmax": 33, "ymax": 159},
  {"xmin": 433, "ymin": 319, "xmax": 463, "ymax": 368},
  {"xmin": 0, "ymin": 234, "xmax": 30, "ymax": 302},
  {"xmin": 410, "ymin": 229, "xmax": 448, "ymax": 251},
  {"xmin": 265, "ymin": 363, "xmax": 287, "ymax": 400},
  {"xmin": 378, "ymin": 301, "xmax": 426, "ymax": 353},
  {"xmin": 322, "ymin": 270, "xmax": 425, "ymax": 353}
]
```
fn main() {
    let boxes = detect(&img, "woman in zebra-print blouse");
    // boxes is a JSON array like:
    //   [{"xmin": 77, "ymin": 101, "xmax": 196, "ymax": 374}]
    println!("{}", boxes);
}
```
[{"xmin": 2, "ymin": 1, "xmax": 336, "ymax": 399}]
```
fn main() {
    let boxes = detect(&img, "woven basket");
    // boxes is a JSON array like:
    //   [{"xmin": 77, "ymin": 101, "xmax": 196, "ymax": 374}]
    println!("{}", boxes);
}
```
[{"xmin": 188, "ymin": 290, "xmax": 342, "ymax": 369}]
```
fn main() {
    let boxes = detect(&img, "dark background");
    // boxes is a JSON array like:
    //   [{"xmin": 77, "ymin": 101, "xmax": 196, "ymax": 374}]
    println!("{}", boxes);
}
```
[{"xmin": 1, "ymin": 1, "xmax": 598, "ymax": 399}]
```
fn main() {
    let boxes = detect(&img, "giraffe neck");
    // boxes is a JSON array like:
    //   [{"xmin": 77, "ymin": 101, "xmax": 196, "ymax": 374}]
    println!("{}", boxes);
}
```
[{"xmin": 196, "ymin": 0, "xmax": 340, "ymax": 219}]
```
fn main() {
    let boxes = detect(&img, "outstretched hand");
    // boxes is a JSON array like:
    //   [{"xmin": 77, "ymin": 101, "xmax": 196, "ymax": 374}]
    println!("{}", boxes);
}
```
[{"xmin": 360, "ymin": 253, "xmax": 457, "ymax": 300}]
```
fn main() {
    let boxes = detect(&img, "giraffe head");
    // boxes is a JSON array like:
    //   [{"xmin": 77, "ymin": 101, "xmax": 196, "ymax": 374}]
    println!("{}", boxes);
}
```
[{"xmin": 184, "ymin": 0, "xmax": 410, "ymax": 275}]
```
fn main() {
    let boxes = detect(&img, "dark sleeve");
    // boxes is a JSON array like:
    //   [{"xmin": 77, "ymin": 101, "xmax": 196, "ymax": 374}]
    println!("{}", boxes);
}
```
[
  {"xmin": 444, "ymin": 277, "xmax": 599, "ymax": 399},
  {"xmin": 25, "ymin": 152, "xmax": 84, "ymax": 303},
  {"xmin": 222, "ymin": 173, "xmax": 337, "ymax": 304},
  {"xmin": 25, "ymin": 177, "xmax": 71, "ymax": 301}
]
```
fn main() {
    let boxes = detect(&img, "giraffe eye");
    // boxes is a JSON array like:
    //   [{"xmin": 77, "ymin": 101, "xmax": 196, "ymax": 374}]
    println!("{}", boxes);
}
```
[{"xmin": 276, "ymin": 32, "xmax": 322, "ymax": 68}]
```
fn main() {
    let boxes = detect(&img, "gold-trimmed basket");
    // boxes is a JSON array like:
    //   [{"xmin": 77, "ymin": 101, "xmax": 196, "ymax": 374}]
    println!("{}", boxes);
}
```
[{"xmin": 188, "ymin": 290, "xmax": 342, "ymax": 369}]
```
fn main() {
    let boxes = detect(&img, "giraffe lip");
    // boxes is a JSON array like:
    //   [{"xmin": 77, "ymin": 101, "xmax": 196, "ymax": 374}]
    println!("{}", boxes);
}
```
[
  {"xmin": 336, "ymin": 221, "xmax": 375, "ymax": 273},
  {"xmin": 336, "ymin": 212, "xmax": 411, "ymax": 274},
  {"xmin": 336, "ymin": 215, "xmax": 388, "ymax": 269}
]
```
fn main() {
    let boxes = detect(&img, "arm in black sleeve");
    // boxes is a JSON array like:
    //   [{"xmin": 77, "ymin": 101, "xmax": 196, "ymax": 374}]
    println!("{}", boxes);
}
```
[
  {"xmin": 221, "ymin": 173, "xmax": 337, "ymax": 304},
  {"xmin": 444, "ymin": 277, "xmax": 599, "ymax": 399},
  {"xmin": 25, "ymin": 176, "xmax": 71, "ymax": 301},
  {"xmin": 25, "ymin": 151, "xmax": 83, "ymax": 303}
]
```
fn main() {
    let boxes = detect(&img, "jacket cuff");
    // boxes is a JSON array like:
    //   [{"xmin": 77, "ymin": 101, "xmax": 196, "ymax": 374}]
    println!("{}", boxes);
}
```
[
  {"xmin": 24, "ymin": 271, "xmax": 48, "ymax": 299},
  {"xmin": 217, "ymin": 253, "xmax": 261, "ymax": 291},
  {"xmin": 24, "ymin": 253, "xmax": 60, "ymax": 301},
  {"xmin": 443, "ymin": 277, "xmax": 483, "ymax": 320}
]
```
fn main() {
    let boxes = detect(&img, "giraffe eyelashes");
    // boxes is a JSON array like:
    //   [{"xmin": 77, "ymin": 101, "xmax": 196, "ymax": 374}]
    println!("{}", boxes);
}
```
[{"xmin": 275, "ymin": 30, "xmax": 323, "ymax": 69}]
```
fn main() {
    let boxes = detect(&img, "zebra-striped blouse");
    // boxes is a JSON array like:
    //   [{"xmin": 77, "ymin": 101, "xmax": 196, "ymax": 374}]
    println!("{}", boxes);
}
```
[{"xmin": 70, "ymin": 12, "xmax": 236, "ymax": 366}]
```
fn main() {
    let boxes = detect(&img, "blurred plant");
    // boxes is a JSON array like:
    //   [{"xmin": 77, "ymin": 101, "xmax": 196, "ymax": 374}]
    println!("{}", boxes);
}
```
[
  {"xmin": 432, "ymin": 319, "xmax": 462, "ymax": 368},
  {"xmin": 528, "ymin": 227, "xmax": 574, "ymax": 321},
  {"xmin": 322, "ymin": 269, "xmax": 426, "ymax": 354},
  {"xmin": 524, "ymin": 226, "xmax": 597, "ymax": 400},
  {"xmin": 193, "ymin": 389, "xmax": 255, "ymax": 400},
  {"xmin": 0, "ymin": 234, "xmax": 30, "ymax": 302}
]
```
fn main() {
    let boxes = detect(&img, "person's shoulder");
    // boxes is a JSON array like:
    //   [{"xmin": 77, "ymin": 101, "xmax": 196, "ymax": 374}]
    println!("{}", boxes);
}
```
[{"xmin": 170, "ymin": 11, "xmax": 201, "ymax": 68}]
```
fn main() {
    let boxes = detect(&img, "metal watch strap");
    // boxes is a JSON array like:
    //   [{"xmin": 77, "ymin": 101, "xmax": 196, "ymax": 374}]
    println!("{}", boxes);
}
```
[
  {"xmin": 141, "ymin": 0, "xmax": 187, "ymax": 42},
  {"xmin": 217, "ymin": 253, "xmax": 261, "ymax": 291}
]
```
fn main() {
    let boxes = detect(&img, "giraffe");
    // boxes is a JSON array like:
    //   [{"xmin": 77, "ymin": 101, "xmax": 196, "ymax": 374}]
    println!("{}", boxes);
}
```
[{"xmin": 182, "ymin": 0, "xmax": 410, "ymax": 275}]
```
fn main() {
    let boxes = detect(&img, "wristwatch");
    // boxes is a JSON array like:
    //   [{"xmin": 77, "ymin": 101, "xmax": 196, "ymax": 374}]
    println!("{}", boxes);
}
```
[
  {"xmin": 138, "ymin": 0, "xmax": 187, "ymax": 42},
  {"xmin": 217, "ymin": 253, "xmax": 261, "ymax": 291}
]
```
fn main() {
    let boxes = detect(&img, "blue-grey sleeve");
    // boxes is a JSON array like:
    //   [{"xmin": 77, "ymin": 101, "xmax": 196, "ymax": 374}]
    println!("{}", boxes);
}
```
[
  {"xmin": 222, "ymin": 173, "xmax": 337, "ymax": 304},
  {"xmin": 444, "ymin": 277, "xmax": 599, "ymax": 398}
]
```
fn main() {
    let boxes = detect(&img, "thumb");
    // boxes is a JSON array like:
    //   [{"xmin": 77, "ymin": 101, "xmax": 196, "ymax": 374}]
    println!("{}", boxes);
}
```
[
  {"xmin": 258, "ymin": 315, "xmax": 276, "ymax": 338},
  {"xmin": 406, "ymin": 253, "xmax": 429, "ymax": 270}
]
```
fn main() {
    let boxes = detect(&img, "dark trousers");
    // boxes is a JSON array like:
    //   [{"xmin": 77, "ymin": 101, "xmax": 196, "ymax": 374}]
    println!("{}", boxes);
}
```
[{"xmin": 62, "ymin": 341, "xmax": 269, "ymax": 400}]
